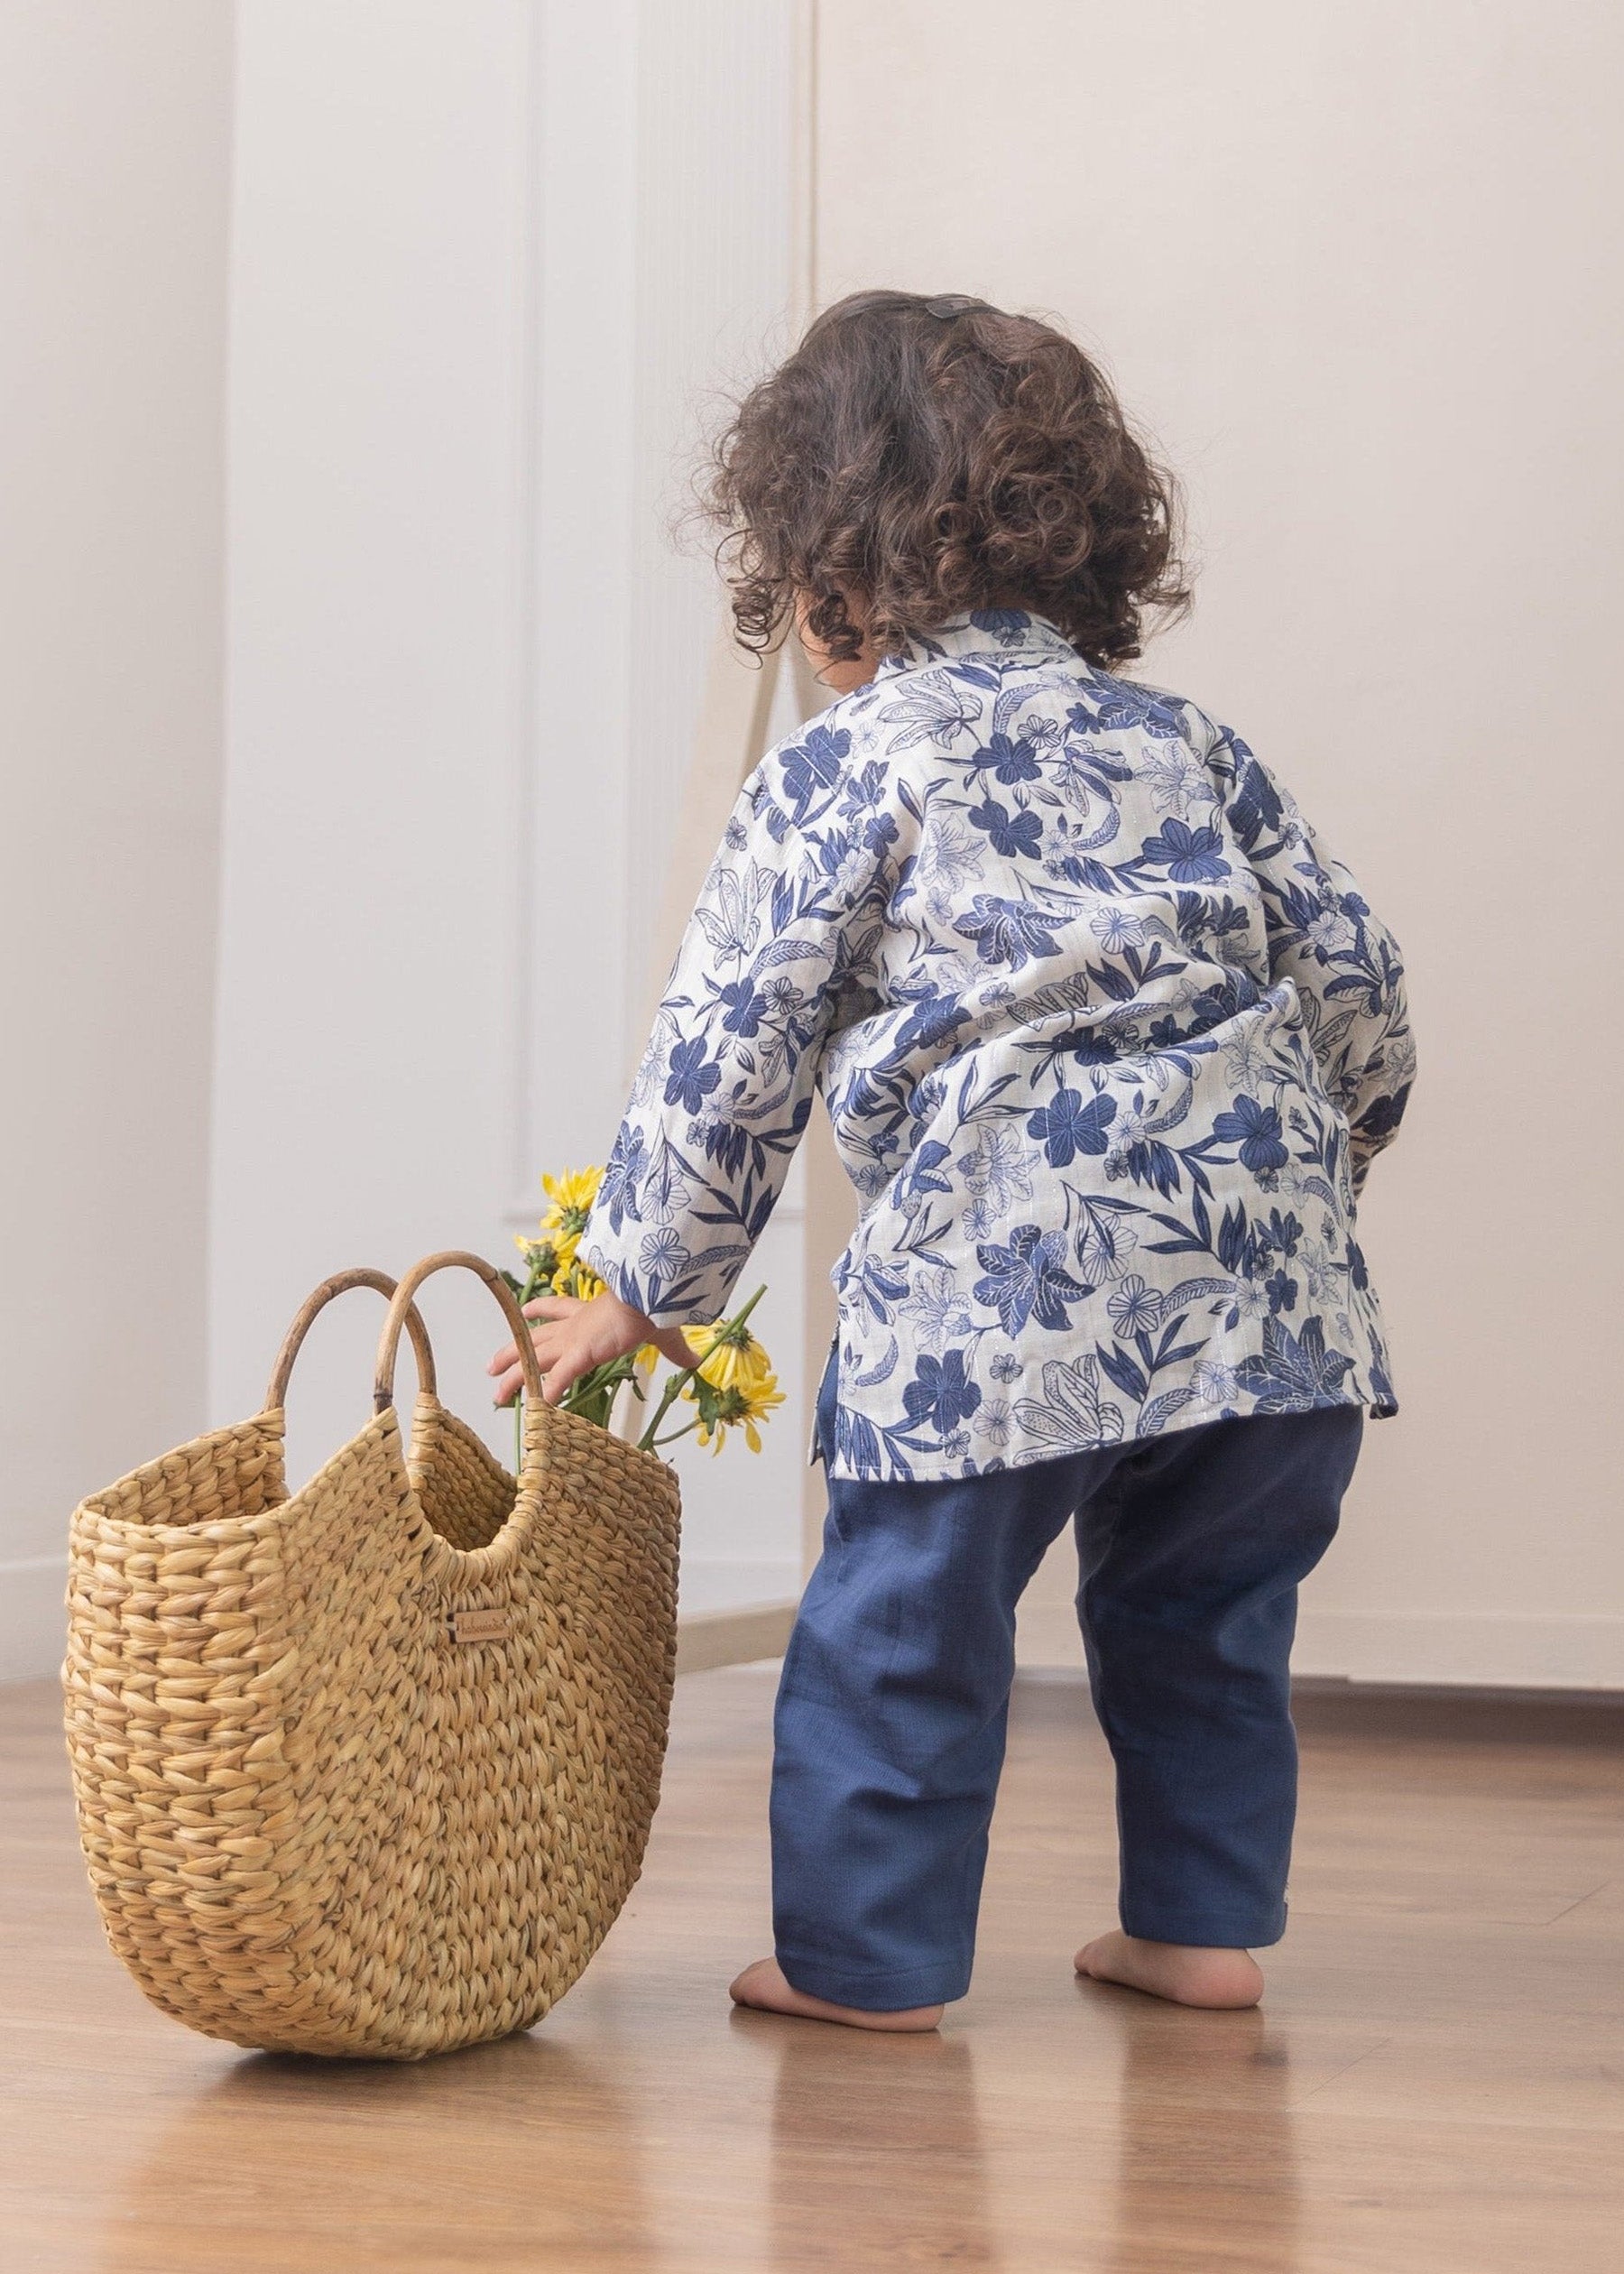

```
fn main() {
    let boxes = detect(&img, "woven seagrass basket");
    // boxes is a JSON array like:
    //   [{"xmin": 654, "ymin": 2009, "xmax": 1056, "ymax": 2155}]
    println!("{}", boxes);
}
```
[{"xmin": 62, "ymin": 1252, "xmax": 681, "ymax": 2060}]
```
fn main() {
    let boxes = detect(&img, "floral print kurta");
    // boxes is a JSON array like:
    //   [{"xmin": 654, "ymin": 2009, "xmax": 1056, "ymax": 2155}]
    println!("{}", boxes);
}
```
[{"xmin": 581, "ymin": 612, "xmax": 1413, "ymax": 1481}]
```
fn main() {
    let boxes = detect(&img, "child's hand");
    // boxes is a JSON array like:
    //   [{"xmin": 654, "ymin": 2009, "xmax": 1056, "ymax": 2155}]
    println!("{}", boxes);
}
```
[{"xmin": 486, "ymin": 1290, "xmax": 693, "ymax": 1409}]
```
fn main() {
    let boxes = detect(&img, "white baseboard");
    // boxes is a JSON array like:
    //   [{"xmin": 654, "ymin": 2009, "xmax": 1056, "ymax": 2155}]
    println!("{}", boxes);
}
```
[
  {"xmin": 676, "ymin": 1600, "xmax": 797, "ymax": 1676},
  {"xmin": 1293, "ymin": 1610, "xmax": 1624, "ymax": 1690},
  {"xmin": 0, "ymin": 1557, "xmax": 66, "ymax": 1683},
  {"xmin": 1016, "ymin": 1599, "xmax": 1624, "ymax": 1690},
  {"xmin": 1016, "ymin": 1603, "xmax": 1087, "ymax": 1671}
]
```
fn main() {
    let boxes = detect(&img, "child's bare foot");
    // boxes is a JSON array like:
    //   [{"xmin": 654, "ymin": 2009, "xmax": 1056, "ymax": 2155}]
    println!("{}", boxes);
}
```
[
  {"xmin": 1074, "ymin": 1929, "xmax": 1264, "ymax": 2009},
  {"xmin": 729, "ymin": 1957, "xmax": 944, "ymax": 2033}
]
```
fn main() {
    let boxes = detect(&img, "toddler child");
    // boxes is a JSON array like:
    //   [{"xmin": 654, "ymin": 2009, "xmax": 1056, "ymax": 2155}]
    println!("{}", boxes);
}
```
[{"xmin": 490, "ymin": 290, "xmax": 1413, "ymax": 2030}]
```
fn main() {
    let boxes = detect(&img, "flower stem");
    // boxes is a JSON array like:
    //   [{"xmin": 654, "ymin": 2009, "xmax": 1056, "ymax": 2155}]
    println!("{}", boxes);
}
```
[
  {"xmin": 646, "ymin": 1422, "xmax": 701, "ymax": 1450},
  {"xmin": 634, "ymin": 1282, "xmax": 767, "ymax": 1455}
]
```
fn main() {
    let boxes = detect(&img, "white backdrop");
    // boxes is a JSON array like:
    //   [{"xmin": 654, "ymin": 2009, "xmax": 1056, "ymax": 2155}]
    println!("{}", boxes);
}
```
[
  {"xmin": 0, "ymin": 3, "xmax": 232, "ymax": 1679},
  {"xmin": 211, "ymin": 0, "xmax": 807, "ymax": 1618},
  {"xmin": 814, "ymin": 0, "xmax": 1624, "ymax": 1685}
]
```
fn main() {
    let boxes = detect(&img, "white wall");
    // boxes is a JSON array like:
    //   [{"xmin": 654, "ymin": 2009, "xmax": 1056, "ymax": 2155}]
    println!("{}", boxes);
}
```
[
  {"xmin": 213, "ymin": 0, "xmax": 535, "ymax": 1480},
  {"xmin": 816, "ymin": 0, "xmax": 1624, "ymax": 1687},
  {"xmin": 216, "ymin": 1, "xmax": 805, "ymax": 1611},
  {"xmin": 521, "ymin": 0, "xmax": 807, "ymax": 1609},
  {"xmin": 0, "ymin": 4, "xmax": 233, "ymax": 1678}
]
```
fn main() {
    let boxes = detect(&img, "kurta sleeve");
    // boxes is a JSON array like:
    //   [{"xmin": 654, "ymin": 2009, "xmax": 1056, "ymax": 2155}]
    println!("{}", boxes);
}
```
[
  {"xmin": 1212, "ymin": 724, "xmax": 1416, "ymax": 1193},
  {"xmin": 579, "ymin": 721, "xmax": 873, "ymax": 1324}
]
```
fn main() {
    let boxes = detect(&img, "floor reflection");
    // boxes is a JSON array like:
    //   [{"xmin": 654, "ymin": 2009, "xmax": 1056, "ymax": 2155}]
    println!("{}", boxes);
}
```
[
  {"xmin": 101, "ymin": 2029, "xmax": 653, "ymax": 2272},
  {"xmin": 1090, "ymin": 1992, "xmax": 1304, "ymax": 2272},
  {"xmin": 751, "ymin": 2008, "xmax": 1002, "ymax": 2269},
  {"xmin": 97, "ymin": 1984, "xmax": 1303, "ymax": 2270}
]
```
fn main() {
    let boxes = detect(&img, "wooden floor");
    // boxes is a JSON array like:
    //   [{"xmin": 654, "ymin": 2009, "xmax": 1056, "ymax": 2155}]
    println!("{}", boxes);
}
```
[{"xmin": 4, "ymin": 1669, "xmax": 1621, "ymax": 2273}]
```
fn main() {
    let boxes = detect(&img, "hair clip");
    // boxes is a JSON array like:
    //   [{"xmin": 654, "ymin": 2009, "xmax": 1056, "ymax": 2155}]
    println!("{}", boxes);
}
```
[{"xmin": 922, "ymin": 294, "xmax": 986, "ymax": 321}]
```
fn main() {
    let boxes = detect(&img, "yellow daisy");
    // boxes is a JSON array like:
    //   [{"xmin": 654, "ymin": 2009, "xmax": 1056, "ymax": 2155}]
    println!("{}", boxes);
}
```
[
  {"xmin": 682, "ymin": 1317, "xmax": 773, "ymax": 1394},
  {"xmin": 687, "ymin": 1371, "xmax": 785, "ymax": 1456},
  {"xmin": 537, "ymin": 1164, "xmax": 604, "ymax": 1268},
  {"xmin": 542, "ymin": 1164, "xmax": 604, "ymax": 1216}
]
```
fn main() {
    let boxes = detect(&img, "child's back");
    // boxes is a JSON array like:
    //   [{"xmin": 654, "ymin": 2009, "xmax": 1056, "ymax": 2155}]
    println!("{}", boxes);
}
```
[{"xmin": 593, "ymin": 605, "xmax": 1409, "ymax": 1483}]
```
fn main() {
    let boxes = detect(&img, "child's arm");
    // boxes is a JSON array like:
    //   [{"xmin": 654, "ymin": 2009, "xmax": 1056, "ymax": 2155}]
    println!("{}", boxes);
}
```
[
  {"xmin": 577, "ymin": 733, "xmax": 869, "ymax": 1323},
  {"xmin": 1210, "ymin": 725, "xmax": 1415, "ymax": 1194}
]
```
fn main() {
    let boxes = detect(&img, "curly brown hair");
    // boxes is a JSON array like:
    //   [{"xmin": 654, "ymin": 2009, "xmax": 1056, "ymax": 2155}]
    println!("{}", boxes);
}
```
[{"xmin": 704, "ymin": 289, "xmax": 1190, "ymax": 670}]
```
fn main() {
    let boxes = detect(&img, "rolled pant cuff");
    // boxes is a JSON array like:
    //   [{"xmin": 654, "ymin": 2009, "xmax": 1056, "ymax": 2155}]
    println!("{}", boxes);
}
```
[
  {"xmin": 776, "ymin": 1948, "xmax": 969, "ymax": 2010},
  {"xmin": 1120, "ymin": 1904, "xmax": 1287, "ymax": 1950}
]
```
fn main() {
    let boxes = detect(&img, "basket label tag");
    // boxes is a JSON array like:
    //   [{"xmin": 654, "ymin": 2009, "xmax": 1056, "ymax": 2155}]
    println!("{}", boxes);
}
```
[{"xmin": 448, "ymin": 1604, "xmax": 512, "ymax": 1644}]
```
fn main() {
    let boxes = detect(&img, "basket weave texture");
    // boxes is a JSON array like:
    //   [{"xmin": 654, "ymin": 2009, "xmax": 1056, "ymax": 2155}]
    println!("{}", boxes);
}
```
[{"xmin": 61, "ymin": 1254, "xmax": 681, "ymax": 2060}]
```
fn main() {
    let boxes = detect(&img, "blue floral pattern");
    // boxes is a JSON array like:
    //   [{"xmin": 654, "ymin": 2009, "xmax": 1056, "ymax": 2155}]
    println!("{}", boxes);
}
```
[{"xmin": 582, "ymin": 614, "xmax": 1413, "ymax": 1480}]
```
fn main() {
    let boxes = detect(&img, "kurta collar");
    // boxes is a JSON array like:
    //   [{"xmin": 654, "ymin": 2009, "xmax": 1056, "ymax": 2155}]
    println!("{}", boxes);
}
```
[{"xmin": 872, "ymin": 610, "xmax": 1081, "ymax": 681}]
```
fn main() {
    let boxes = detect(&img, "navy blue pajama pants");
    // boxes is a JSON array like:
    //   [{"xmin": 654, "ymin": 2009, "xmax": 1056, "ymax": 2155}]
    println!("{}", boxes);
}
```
[{"xmin": 770, "ymin": 1345, "xmax": 1362, "ymax": 2011}]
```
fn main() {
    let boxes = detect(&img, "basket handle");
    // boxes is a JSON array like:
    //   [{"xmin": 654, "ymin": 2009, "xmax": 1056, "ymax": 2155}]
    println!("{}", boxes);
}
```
[
  {"xmin": 265, "ymin": 1268, "xmax": 438, "ymax": 1413},
  {"xmin": 374, "ymin": 1250, "xmax": 545, "ymax": 1416}
]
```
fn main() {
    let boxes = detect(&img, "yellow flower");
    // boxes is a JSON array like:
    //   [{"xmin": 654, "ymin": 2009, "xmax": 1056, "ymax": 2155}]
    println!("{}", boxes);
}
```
[
  {"xmin": 559, "ymin": 1262, "xmax": 604, "ymax": 1303},
  {"xmin": 531, "ymin": 1164, "xmax": 604, "ymax": 1270},
  {"xmin": 542, "ymin": 1164, "xmax": 604, "ymax": 1216},
  {"xmin": 635, "ymin": 1343, "xmax": 660, "ymax": 1374},
  {"xmin": 689, "ymin": 1371, "xmax": 785, "ymax": 1456},
  {"xmin": 538, "ymin": 1165, "xmax": 602, "ymax": 1262},
  {"xmin": 682, "ymin": 1317, "xmax": 773, "ymax": 1394}
]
